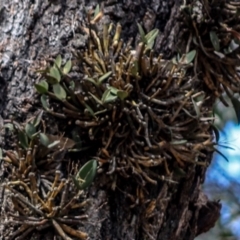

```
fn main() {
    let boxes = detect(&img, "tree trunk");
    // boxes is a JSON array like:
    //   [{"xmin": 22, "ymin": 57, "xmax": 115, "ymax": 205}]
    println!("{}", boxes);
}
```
[{"xmin": 0, "ymin": 0, "xmax": 222, "ymax": 240}]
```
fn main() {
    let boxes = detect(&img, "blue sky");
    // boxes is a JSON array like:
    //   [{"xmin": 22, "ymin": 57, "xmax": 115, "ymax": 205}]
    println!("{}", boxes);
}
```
[
  {"xmin": 208, "ymin": 121, "xmax": 240, "ymax": 184},
  {"xmin": 205, "ymin": 120, "xmax": 240, "ymax": 237}
]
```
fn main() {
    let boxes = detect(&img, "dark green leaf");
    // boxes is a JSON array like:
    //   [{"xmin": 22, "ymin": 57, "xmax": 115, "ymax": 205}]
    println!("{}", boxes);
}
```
[
  {"xmin": 210, "ymin": 31, "xmax": 220, "ymax": 51},
  {"xmin": 39, "ymin": 133, "xmax": 50, "ymax": 147},
  {"xmin": 63, "ymin": 60, "xmax": 72, "ymax": 74},
  {"xmin": 84, "ymin": 104, "xmax": 95, "ymax": 117},
  {"xmin": 18, "ymin": 131, "xmax": 29, "ymax": 149},
  {"xmin": 32, "ymin": 111, "xmax": 43, "ymax": 127},
  {"xmin": 54, "ymin": 55, "xmax": 62, "ymax": 68},
  {"xmin": 49, "ymin": 67, "xmax": 61, "ymax": 82},
  {"xmin": 231, "ymin": 96, "xmax": 240, "ymax": 124},
  {"xmin": 137, "ymin": 23, "xmax": 146, "ymax": 42},
  {"xmin": 74, "ymin": 159, "xmax": 97, "ymax": 190},
  {"xmin": 25, "ymin": 123, "xmax": 36, "ymax": 139},
  {"xmin": 53, "ymin": 83, "xmax": 67, "ymax": 100},
  {"xmin": 35, "ymin": 80, "xmax": 49, "ymax": 94},
  {"xmin": 98, "ymin": 71, "xmax": 112, "ymax": 84},
  {"xmin": 41, "ymin": 94, "xmax": 50, "ymax": 111}
]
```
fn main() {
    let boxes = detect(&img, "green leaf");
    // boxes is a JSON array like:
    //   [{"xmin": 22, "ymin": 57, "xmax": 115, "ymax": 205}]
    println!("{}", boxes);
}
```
[
  {"xmin": 39, "ymin": 133, "xmax": 50, "ymax": 147},
  {"xmin": 41, "ymin": 94, "xmax": 50, "ymax": 111},
  {"xmin": 145, "ymin": 29, "xmax": 159, "ymax": 49},
  {"xmin": 145, "ymin": 29, "xmax": 159, "ymax": 42},
  {"xmin": 102, "ymin": 88, "xmax": 111, "ymax": 102},
  {"xmin": 171, "ymin": 56, "xmax": 178, "ymax": 65},
  {"xmin": 231, "ymin": 96, "xmax": 240, "ymax": 124},
  {"xmin": 18, "ymin": 131, "xmax": 29, "ymax": 149},
  {"xmin": 137, "ymin": 23, "xmax": 146, "ymax": 42},
  {"xmin": 49, "ymin": 67, "xmax": 61, "ymax": 82},
  {"xmin": 74, "ymin": 159, "xmax": 97, "ymax": 190},
  {"xmin": 210, "ymin": 31, "xmax": 220, "ymax": 51},
  {"xmin": 35, "ymin": 80, "xmax": 49, "ymax": 94},
  {"xmin": 53, "ymin": 83, "xmax": 67, "ymax": 100},
  {"xmin": 25, "ymin": 123, "xmax": 36, "ymax": 139},
  {"xmin": 86, "ymin": 78, "xmax": 98, "ymax": 86},
  {"xmin": 117, "ymin": 90, "xmax": 128, "ymax": 100},
  {"xmin": 63, "ymin": 60, "xmax": 72, "ymax": 74},
  {"xmin": 102, "ymin": 89, "xmax": 117, "ymax": 103},
  {"xmin": 54, "ymin": 55, "xmax": 62, "ymax": 68},
  {"xmin": 104, "ymin": 94, "xmax": 118, "ymax": 103},
  {"xmin": 98, "ymin": 71, "xmax": 112, "ymax": 84},
  {"xmin": 108, "ymin": 86, "xmax": 119, "ymax": 94},
  {"xmin": 89, "ymin": 92, "xmax": 103, "ymax": 105},
  {"xmin": 84, "ymin": 103, "xmax": 95, "ymax": 117},
  {"xmin": 184, "ymin": 50, "xmax": 196, "ymax": 64},
  {"xmin": 32, "ymin": 111, "xmax": 43, "ymax": 127},
  {"xmin": 94, "ymin": 4, "xmax": 100, "ymax": 17},
  {"xmin": 186, "ymin": 50, "xmax": 197, "ymax": 64}
]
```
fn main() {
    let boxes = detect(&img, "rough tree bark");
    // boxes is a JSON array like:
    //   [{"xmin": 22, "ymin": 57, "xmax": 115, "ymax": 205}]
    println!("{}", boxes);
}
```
[{"xmin": 0, "ymin": 0, "xmax": 221, "ymax": 240}]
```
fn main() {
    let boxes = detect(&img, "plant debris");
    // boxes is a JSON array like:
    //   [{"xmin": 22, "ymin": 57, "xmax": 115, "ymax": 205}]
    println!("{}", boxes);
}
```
[
  {"xmin": 35, "ymin": 8, "xmax": 216, "ymax": 190},
  {"xmin": 0, "ymin": 112, "xmax": 95, "ymax": 240}
]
